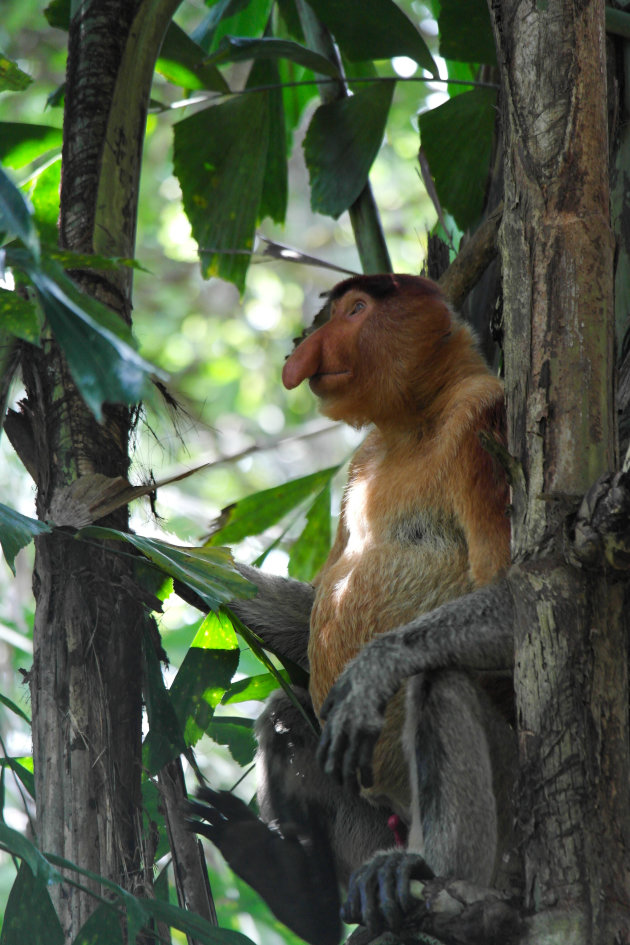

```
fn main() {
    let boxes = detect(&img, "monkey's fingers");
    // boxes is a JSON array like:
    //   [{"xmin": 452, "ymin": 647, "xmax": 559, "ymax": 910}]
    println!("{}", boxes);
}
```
[
  {"xmin": 395, "ymin": 852, "xmax": 434, "ymax": 911},
  {"xmin": 342, "ymin": 852, "xmax": 434, "ymax": 933},
  {"xmin": 317, "ymin": 722, "xmax": 355, "ymax": 789},
  {"xmin": 343, "ymin": 857, "xmax": 382, "ymax": 931}
]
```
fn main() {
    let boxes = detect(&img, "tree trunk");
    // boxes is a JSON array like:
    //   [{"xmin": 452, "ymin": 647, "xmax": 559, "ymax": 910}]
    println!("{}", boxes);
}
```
[
  {"xmin": 489, "ymin": 0, "xmax": 630, "ymax": 940},
  {"xmin": 24, "ymin": 0, "xmax": 171, "ymax": 935}
]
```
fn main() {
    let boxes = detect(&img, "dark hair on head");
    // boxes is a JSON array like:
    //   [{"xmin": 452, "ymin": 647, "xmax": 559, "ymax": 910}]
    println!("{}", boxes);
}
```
[{"xmin": 328, "ymin": 273, "xmax": 444, "ymax": 303}]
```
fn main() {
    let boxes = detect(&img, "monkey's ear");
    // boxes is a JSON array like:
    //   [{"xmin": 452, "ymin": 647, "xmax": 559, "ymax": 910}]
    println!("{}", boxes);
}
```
[{"xmin": 187, "ymin": 788, "xmax": 342, "ymax": 945}]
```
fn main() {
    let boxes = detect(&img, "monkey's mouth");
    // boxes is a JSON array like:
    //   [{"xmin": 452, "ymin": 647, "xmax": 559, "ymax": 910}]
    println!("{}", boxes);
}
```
[{"xmin": 309, "ymin": 371, "xmax": 351, "ymax": 394}]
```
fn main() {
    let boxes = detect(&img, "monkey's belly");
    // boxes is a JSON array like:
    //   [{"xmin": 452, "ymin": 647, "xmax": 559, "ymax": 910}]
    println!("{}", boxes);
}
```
[{"xmin": 309, "ymin": 541, "xmax": 472, "ymax": 811}]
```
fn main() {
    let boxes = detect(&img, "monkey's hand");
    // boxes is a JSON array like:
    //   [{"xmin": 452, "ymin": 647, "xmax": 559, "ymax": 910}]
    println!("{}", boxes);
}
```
[
  {"xmin": 342, "ymin": 851, "xmax": 434, "ymax": 932},
  {"xmin": 317, "ymin": 639, "xmax": 399, "ymax": 792},
  {"xmin": 187, "ymin": 788, "xmax": 341, "ymax": 945}
]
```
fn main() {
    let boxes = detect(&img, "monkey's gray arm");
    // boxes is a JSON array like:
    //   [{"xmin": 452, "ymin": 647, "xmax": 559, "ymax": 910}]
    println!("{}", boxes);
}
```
[
  {"xmin": 229, "ymin": 563, "xmax": 314, "ymax": 671},
  {"xmin": 317, "ymin": 579, "xmax": 514, "ymax": 790}
]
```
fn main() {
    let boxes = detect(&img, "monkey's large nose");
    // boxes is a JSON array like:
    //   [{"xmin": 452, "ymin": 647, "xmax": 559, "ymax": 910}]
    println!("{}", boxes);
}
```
[{"xmin": 282, "ymin": 332, "xmax": 322, "ymax": 389}]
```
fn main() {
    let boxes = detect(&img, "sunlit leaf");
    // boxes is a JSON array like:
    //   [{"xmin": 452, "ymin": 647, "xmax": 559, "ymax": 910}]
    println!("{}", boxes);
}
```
[
  {"xmin": 222, "ymin": 671, "xmax": 288, "ymax": 704},
  {"xmin": 0, "ymin": 55, "xmax": 32, "ymax": 92},
  {"xmin": 194, "ymin": 0, "xmax": 272, "ymax": 52},
  {"xmin": 307, "ymin": 0, "xmax": 437, "ymax": 75},
  {"xmin": 158, "ymin": 22, "xmax": 230, "ymax": 92},
  {"xmin": 192, "ymin": 609, "xmax": 239, "ymax": 650},
  {"xmin": 438, "ymin": 0, "xmax": 496, "ymax": 64},
  {"xmin": 206, "ymin": 465, "xmax": 339, "ymax": 545},
  {"xmin": 0, "ymin": 757, "xmax": 35, "ymax": 799},
  {"xmin": 0, "ymin": 503, "xmax": 52, "ymax": 576},
  {"xmin": 28, "ymin": 158, "xmax": 61, "ymax": 244},
  {"xmin": 0, "ymin": 123, "xmax": 61, "ymax": 169},
  {"xmin": 206, "ymin": 716, "xmax": 256, "ymax": 765},
  {"xmin": 304, "ymin": 81, "xmax": 395, "ymax": 218},
  {"xmin": 170, "ymin": 645, "xmax": 240, "ymax": 746},
  {"xmin": 0, "ymin": 289, "xmax": 40, "ymax": 344},
  {"xmin": 0, "ymin": 862, "xmax": 63, "ymax": 945},
  {"xmin": 0, "ymin": 164, "xmax": 39, "ymax": 257},
  {"xmin": 288, "ymin": 483, "xmax": 331, "ymax": 581},
  {"xmin": 420, "ymin": 88, "xmax": 496, "ymax": 232},
  {"xmin": 206, "ymin": 36, "xmax": 340, "ymax": 77}
]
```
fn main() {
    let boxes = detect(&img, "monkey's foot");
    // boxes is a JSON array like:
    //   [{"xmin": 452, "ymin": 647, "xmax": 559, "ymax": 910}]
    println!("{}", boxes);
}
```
[
  {"xmin": 342, "ymin": 851, "xmax": 434, "ymax": 933},
  {"xmin": 573, "ymin": 469, "xmax": 630, "ymax": 569},
  {"xmin": 346, "ymin": 874, "xmax": 522, "ymax": 945}
]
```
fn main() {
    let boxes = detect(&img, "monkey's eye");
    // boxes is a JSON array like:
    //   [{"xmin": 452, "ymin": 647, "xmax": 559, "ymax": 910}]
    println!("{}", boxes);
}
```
[{"xmin": 349, "ymin": 299, "xmax": 366, "ymax": 316}]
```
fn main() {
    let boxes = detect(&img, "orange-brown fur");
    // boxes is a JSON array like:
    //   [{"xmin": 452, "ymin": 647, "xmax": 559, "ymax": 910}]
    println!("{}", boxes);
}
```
[{"xmin": 283, "ymin": 274, "xmax": 510, "ymax": 812}]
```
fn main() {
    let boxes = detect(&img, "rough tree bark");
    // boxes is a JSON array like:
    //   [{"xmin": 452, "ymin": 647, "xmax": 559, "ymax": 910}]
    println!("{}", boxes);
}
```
[
  {"xmin": 489, "ymin": 0, "xmax": 630, "ymax": 941},
  {"xmin": 17, "ymin": 0, "xmax": 180, "ymax": 937}
]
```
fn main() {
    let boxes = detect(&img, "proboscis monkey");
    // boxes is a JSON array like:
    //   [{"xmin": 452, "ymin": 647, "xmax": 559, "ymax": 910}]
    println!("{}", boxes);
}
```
[{"xmin": 190, "ymin": 274, "xmax": 517, "ymax": 945}]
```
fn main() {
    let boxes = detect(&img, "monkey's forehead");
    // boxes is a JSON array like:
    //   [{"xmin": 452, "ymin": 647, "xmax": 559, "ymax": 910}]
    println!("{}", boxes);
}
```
[{"xmin": 328, "ymin": 273, "xmax": 444, "ymax": 304}]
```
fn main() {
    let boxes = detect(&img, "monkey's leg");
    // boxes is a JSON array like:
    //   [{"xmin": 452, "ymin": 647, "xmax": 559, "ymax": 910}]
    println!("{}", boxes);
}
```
[
  {"xmin": 257, "ymin": 688, "xmax": 395, "ymax": 886},
  {"xmin": 342, "ymin": 671, "xmax": 517, "ymax": 933},
  {"xmin": 190, "ymin": 688, "xmax": 393, "ymax": 945}
]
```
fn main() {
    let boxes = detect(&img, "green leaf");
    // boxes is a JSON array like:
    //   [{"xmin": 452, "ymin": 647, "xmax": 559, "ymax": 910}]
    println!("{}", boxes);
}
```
[
  {"xmin": 74, "ymin": 904, "xmax": 124, "ymax": 945},
  {"xmin": 307, "ymin": 0, "xmax": 437, "ymax": 75},
  {"xmin": 0, "ymin": 862, "xmax": 63, "ymax": 945},
  {"xmin": 206, "ymin": 716, "xmax": 256, "ymax": 765},
  {"xmin": 0, "ymin": 164, "xmax": 39, "ymax": 257},
  {"xmin": 0, "ymin": 503, "xmax": 52, "ymax": 576},
  {"xmin": 192, "ymin": 609, "xmax": 239, "ymax": 650},
  {"xmin": 0, "ymin": 123, "xmax": 62, "ymax": 169},
  {"xmin": 194, "ymin": 0, "xmax": 272, "ymax": 52},
  {"xmin": 206, "ymin": 36, "xmax": 340, "ymax": 77},
  {"xmin": 222, "ymin": 671, "xmax": 288, "ymax": 704},
  {"xmin": 247, "ymin": 57, "xmax": 287, "ymax": 224},
  {"xmin": 174, "ymin": 93, "xmax": 270, "ymax": 292},
  {"xmin": 304, "ymin": 81, "xmax": 395, "ymax": 218},
  {"xmin": 47, "ymin": 248, "xmax": 143, "ymax": 272},
  {"xmin": 138, "ymin": 897, "xmax": 256, "ymax": 945},
  {"xmin": 44, "ymin": 0, "xmax": 70, "ymax": 29},
  {"xmin": 28, "ymin": 261, "xmax": 158, "ymax": 420},
  {"xmin": 288, "ymin": 482, "xmax": 331, "ymax": 581},
  {"xmin": 438, "ymin": 0, "xmax": 496, "ymax": 65},
  {"xmin": 0, "ymin": 824, "xmax": 63, "ymax": 885},
  {"xmin": 80, "ymin": 527, "xmax": 257, "ymax": 612},
  {"xmin": 142, "ymin": 624, "xmax": 187, "ymax": 774},
  {"xmin": 0, "ymin": 692, "xmax": 31, "ymax": 724},
  {"xmin": 0, "ymin": 289, "xmax": 40, "ymax": 344},
  {"xmin": 0, "ymin": 757, "xmax": 35, "ymax": 800},
  {"xmin": 206, "ymin": 465, "xmax": 340, "ymax": 546},
  {"xmin": 27, "ymin": 158, "xmax": 62, "ymax": 245},
  {"xmin": 0, "ymin": 55, "xmax": 32, "ymax": 92},
  {"xmin": 419, "ymin": 87, "xmax": 497, "ymax": 232},
  {"xmin": 158, "ymin": 22, "xmax": 230, "ymax": 92},
  {"xmin": 142, "ymin": 779, "xmax": 170, "ymax": 863},
  {"xmin": 171, "ymin": 647, "xmax": 239, "ymax": 745}
]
